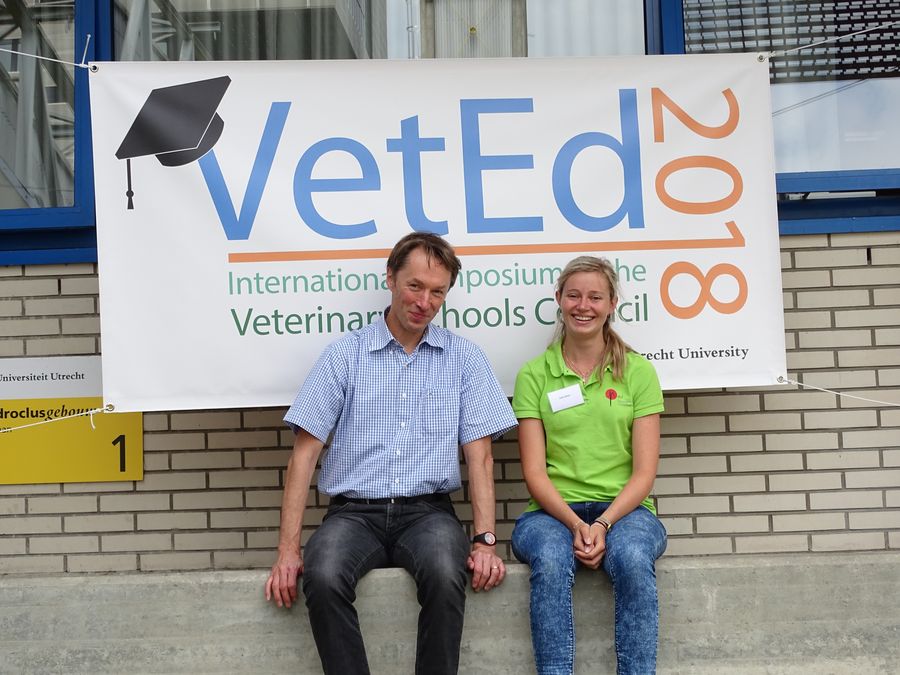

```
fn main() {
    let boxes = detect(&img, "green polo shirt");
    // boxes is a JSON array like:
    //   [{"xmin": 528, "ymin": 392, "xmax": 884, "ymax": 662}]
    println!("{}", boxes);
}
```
[{"xmin": 512, "ymin": 342, "xmax": 664, "ymax": 514}]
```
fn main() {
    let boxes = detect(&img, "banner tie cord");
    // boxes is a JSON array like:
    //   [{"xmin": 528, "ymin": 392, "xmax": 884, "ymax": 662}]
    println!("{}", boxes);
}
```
[
  {"xmin": 0, "ymin": 33, "xmax": 93, "ymax": 70},
  {"xmin": 763, "ymin": 19, "xmax": 900, "ymax": 60},
  {"xmin": 778, "ymin": 376, "xmax": 900, "ymax": 407},
  {"xmin": 0, "ymin": 404, "xmax": 113, "ymax": 434}
]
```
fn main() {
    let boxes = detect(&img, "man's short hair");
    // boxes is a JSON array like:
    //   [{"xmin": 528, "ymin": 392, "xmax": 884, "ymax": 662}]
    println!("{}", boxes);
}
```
[{"xmin": 387, "ymin": 232, "xmax": 462, "ymax": 287}]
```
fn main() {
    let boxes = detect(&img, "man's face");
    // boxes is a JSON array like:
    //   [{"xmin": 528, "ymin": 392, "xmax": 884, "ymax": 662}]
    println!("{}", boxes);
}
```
[{"xmin": 385, "ymin": 247, "xmax": 452, "ymax": 343}]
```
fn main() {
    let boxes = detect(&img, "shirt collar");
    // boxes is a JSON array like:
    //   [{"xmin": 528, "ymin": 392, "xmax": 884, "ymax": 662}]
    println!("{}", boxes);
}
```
[
  {"xmin": 548, "ymin": 340, "xmax": 611, "ymax": 383},
  {"xmin": 369, "ymin": 308, "xmax": 445, "ymax": 353}
]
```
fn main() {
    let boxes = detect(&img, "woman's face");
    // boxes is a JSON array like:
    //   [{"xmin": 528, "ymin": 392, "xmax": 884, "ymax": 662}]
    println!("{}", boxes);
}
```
[{"xmin": 556, "ymin": 271, "xmax": 617, "ymax": 340}]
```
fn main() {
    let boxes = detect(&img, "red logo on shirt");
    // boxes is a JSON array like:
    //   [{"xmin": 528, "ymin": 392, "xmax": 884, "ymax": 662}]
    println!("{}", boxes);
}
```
[{"xmin": 605, "ymin": 389, "xmax": 618, "ymax": 406}]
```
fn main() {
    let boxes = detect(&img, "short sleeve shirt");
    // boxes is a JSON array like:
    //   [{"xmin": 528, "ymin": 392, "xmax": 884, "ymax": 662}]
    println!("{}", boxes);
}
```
[
  {"xmin": 512, "ymin": 343, "xmax": 664, "ymax": 513},
  {"xmin": 284, "ymin": 318, "xmax": 517, "ymax": 499}
]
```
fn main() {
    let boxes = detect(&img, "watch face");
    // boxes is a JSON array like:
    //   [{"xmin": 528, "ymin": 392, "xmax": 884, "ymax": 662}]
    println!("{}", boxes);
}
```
[{"xmin": 476, "ymin": 532, "xmax": 496, "ymax": 546}]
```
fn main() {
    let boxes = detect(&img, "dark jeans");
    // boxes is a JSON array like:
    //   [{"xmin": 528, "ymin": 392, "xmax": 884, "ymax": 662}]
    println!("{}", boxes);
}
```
[{"xmin": 302, "ymin": 497, "xmax": 470, "ymax": 675}]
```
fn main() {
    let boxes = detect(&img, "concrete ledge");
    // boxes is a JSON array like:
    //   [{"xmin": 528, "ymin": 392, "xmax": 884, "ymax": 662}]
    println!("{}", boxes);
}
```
[{"xmin": 1, "ymin": 552, "xmax": 898, "ymax": 674}]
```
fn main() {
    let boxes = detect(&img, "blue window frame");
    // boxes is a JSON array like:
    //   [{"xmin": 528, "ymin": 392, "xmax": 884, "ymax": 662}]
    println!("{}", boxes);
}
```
[{"xmin": 0, "ymin": 1, "xmax": 103, "ymax": 265}]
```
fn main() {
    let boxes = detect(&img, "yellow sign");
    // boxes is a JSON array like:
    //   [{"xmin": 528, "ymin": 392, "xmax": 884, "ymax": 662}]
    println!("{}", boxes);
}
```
[{"xmin": 0, "ymin": 396, "xmax": 143, "ymax": 484}]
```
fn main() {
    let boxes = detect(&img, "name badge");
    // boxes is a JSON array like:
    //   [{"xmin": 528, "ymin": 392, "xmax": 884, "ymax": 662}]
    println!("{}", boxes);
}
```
[{"xmin": 547, "ymin": 384, "xmax": 584, "ymax": 412}]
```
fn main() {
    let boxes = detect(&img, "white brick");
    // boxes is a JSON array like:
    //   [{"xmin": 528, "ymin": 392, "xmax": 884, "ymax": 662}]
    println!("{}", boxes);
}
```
[
  {"xmin": 0, "ymin": 555, "xmax": 63, "ymax": 573},
  {"xmin": 170, "ymin": 411, "xmax": 241, "ymax": 430},
  {"xmin": 0, "ymin": 300, "xmax": 22, "ymax": 316},
  {"xmin": 835, "ymin": 308, "xmax": 900, "ymax": 328},
  {"xmin": 61, "ymin": 317, "xmax": 101, "ymax": 334},
  {"xmin": 884, "ymin": 490, "xmax": 900, "ymax": 508},
  {"xmin": 24, "ymin": 263, "xmax": 95, "ymax": 276},
  {"xmin": 730, "ymin": 453, "xmax": 803, "ymax": 473},
  {"xmin": 102, "ymin": 533, "xmax": 172, "ymax": 552},
  {"xmin": 729, "ymin": 413, "xmax": 802, "ymax": 432},
  {"xmin": 772, "ymin": 512, "xmax": 844, "ymax": 532},
  {"xmin": 207, "ymin": 430, "xmax": 279, "ymax": 449},
  {"xmin": 871, "ymin": 246, "xmax": 900, "ymax": 264},
  {"xmin": 806, "ymin": 450, "xmax": 880, "ymax": 470},
  {"xmin": 801, "ymin": 371, "xmax": 876, "ymax": 389},
  {"xmin": 68, "ymin": 554, "xmax": 138, "ymax": 572},
  {"xmin": 832, "ymin": 266, "xmax": 899, "ymax": 286},
  {"xmin": 24, "ymin": 297, "xmax": 95, "ymax": 316},
  {"xmin": 63, "ymin": 481, "xmax": 132, "ymax": 493},
  {"xmin": 803, "ymin": 409, "xmax": 878, "ymax": 429},
  {"xmin": 797, "ymin": 330, "xmax": 871, "ymax": 349},
  {"xmin": 783, "ymin": 311, "xmax": 831, "ymax": 330},
  {"xmin": 765, "ymin": 431, "xmax": 838, "ymax": 451},
  {"xmin": 660, "ymin": 416, "xmax": 726, "ymax": 434},
  {"xmin": 170, "ymin": 451, "xmax": 242, "ymax": 470},
  {"xmin": 734, "ymin": 534, "xmax": 808, "ymax": 554},
  {"xmin": 693, "ymin": 474, "xmax": 765, "ymax": 494},
  {"xmin": 0, "ymin": 318, "xmax": 58, "ymax": 337},
  {"xmin": 780, "ymin": 269, "xmax": 830, "ymax": 288},
  {"xmin": 843, "ymin": 430, "xmax": 900, "ymax": 449},
  {"xmin": 687, "ymin": 395, "xmax": 760, "ymax": 414},
  {"xmin": 690, "ymin": 434, "xmax": 762, "ymax": 454},
  {"xmin": 135, "ymin": 472, "xmax": 206, "ymax": 492},
  {"xmin": 796, "ymin": 289, "xmax": 869, "ymax": 309},
  {"xmin": 27, "ymin": 495, "xmax": 97, "ymax": 514},
  {"xmin": 64, "ymin": 514, "xmax": 134, "ymax": 533},
  {"xmin": 848, "ymin": 511, "xmax": 900, "ymax": 530},
  {"xmin": 793, "ymin": 248, "xmax": 867, "ymax": 268},
  {"xmin": 663, "ymin": 537, "xmax": 732, "ymax": 555},
  {"xmin": 172, "ymin": 491, "xmax": 244, "ymax": 510},
  {"xmin": 60, "ymin": 277, "xmax": 99, "ymax": 295},
  {"xmin": 839, "ymin": 348, "xmax": 900, "ymax": 368},
  {"xmin": 780, "ymin": 234, "xmax": 829, "ymax": 249},
  {"xmin": 143, "ymin": 433, "xmax": 206, "ymax": 452},
  {"xmin": 811, "ymin": 532, "xmax": 885, "ymax": 552},
  {"xmin": 0, "ymin": 339, "xmax": 23, "ymax": 356},
  {"xmin": 885, "ymin": 449, "xmax": 900, "ymax": 467},
  {"xmin": 244, "ymin": 449, "xmax": 292, "ymax": 468},
  {"xmin": 874, "ymin": 288, "xmax": 900, "ymax": 306},
  {"xmin": 29, "ymin": 535, "xmax": 98, "ymax": 554},
  {"xmin": 768, "ymin": 472, "xmax": 842, "ymax": 491},
  {"xmin": 26, "ymin": 337, "xmax": 95, "ymax": 355},
  {"xmin": 209, "ymin": 510, "xmax": 281, "ymax": 529},
  {"xmin": 657, "ymin": 496, "xmax": 728, "ymax": 515},
  {"xmin": 838, "ymin": 389, "xmax": 900, "ymax": 409},
  {"xmin": 0, "ymin": 538, "xmax": 26, "ymax": 554},
  {"xmin": 137, "ymin": 512, "xmax": 207, "ymax": 530},
  {"xmin": 245, "ymin": 490, "xmax": 286, "ymax": 508},
  {"xmin": 659, "ymin": 436, "xmax": 688, "ymax": 455},
  {"xmin": 0, "ymin": 278, "xmax": 58, "ymax": 296},
  {"xmin": 696, "ymin": 515, "xmax": 768, "ymax": 533},
  {"xmin": 763, "ymin": 391, "xmax": 836, "ymax": 410},
  {"xmin": 810, "ymin": 490, "xmax": 883, "ymax": 510},
  {"xmin": 787, "ymin": 351, "xmax": 835, "ymax": 369},
  {"xmin": 662, "ymin": 397, "xmax": 685, "ymax": 415},
  {"xmin": 733, "ymin": 493, "xmax": 806, "ymax": 512},
  {"xmin": 0, "ymin": 498, "xmax": 25, "ymax": 515},
  {"xmin": 143, "ymin": 413, "xmax": 169, "ymax": 431},
  {"xmin": 140, "ymin": 552, "xmax": 210, "ymax": 571},
  {"xmin": 208, "ymin": 470, "xmax": 281, "ymax": 488},
  {"xmin": 657, "ymin": 455, "xmax": 728, "ymax": 475},
  {"xmin": 174, "ymin": 532, "xmax": 244, "ymax": 550},
  {"xmin": 100, "ymin": 493, "xmax": 171, "ymax": 512},
  {"xmin": 0, "ymin": 516, "xmax": 61, "ymax": 534},
  {"xmin": 876, "ymin": 328, "xmax": 900, "ymax": 346},
  {"xmin": 214, "ymin": 550, "xmax": 274, "ymax": 568},
  {"xmin": 242, "ymin": 409, "xmax": 288, "ymax": 427}
]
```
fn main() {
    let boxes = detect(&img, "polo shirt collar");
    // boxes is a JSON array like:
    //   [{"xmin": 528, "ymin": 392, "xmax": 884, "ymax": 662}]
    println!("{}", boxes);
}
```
[{"xmin": 548, "ymin": 339, "xmax": 612, "ymax": 383}]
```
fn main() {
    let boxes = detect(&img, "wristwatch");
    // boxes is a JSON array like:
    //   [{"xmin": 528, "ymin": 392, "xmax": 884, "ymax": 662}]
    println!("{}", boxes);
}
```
[{"xmin": 472, "ymin": 531, "xmax": 497, "ymax": 546}]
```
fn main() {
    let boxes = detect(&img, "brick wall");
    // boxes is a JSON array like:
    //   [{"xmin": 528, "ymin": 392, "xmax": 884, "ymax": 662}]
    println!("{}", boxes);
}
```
[{"xmin": 1, "ymin": 232, "xmax": 898, "ymax": 573}]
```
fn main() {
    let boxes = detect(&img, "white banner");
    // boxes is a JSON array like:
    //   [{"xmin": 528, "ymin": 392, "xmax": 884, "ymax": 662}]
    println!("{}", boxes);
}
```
[{"xmin": 89, "ymin": 55, "xmax": 785, "ymax": 412}]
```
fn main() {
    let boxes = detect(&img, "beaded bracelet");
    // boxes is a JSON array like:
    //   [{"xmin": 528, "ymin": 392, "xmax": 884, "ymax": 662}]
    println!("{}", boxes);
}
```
[{"xmin": 593, "ymin": 517, "xmax": 612, "ymax": 532}]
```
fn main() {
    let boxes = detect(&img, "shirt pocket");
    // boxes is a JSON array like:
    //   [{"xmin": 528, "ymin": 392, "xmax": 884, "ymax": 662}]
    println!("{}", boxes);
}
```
[{"xmin": 418, "ymin": 387, "xmax": 459, "ymax": 440}]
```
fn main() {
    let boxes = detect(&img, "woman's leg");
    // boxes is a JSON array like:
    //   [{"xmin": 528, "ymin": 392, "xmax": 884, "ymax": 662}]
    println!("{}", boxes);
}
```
[
  {"xmin": 600, "ymin": 507, "xmax": 667, "ymax": 675},
  {"xmin": 512, "ymin": 510, "xmax": 579, "ymax": 675}
]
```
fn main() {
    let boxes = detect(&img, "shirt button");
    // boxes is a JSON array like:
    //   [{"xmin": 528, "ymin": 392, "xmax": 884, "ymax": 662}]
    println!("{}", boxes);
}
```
[
  {"xmin": 395, "ymin": 478, "xmax": 400, "ymax": 484},
  {"xmin": 401, "ymin": 393, "xmax": 407, "ymax": 399},
  {"xmin": 396, "ymin": 451, "xmax": 401, "ymax": 456},
  {"xmin": 400, "ymin": 422, "xmax": 406, "ymax": 428}
]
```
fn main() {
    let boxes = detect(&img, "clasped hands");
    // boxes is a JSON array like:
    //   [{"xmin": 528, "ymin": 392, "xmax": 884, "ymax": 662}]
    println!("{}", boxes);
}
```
[{"xmin": 572, "ymin": 520, "xmax": 607, "ymax": 569}]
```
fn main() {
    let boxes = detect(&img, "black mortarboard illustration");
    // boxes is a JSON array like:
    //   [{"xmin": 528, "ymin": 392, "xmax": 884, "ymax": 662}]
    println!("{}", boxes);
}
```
[{"xmin": 115, "ymin": 76, "xmax": 231, "ymax": 209}]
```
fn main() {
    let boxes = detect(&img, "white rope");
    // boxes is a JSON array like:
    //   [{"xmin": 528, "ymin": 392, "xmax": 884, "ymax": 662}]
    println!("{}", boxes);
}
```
[
  {"xmin": 767, "ymin": 19, "xmax": 900, "ymax": 59},
  {"xmin": 778, "ymin": 376, "xmax": 900, "ymax": 407},
  {"xmin": 0, "ymin": 404, "xmax": 113, "ymax": 434},
  {"xmin": 0, "ymin": 33, "xmax": 93, "ymax": 70}
]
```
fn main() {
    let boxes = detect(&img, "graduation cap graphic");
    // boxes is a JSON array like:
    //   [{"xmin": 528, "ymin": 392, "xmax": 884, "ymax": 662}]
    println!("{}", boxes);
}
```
[{"xmin": 115, "ymin": 76, "xmax": 231, "ymax": 210}]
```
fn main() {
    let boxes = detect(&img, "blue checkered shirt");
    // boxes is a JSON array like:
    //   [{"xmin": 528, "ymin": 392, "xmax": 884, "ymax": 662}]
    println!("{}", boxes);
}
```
[{"xmin": 284, "ymin": 318, "xmax": 517, "ymax": 499}]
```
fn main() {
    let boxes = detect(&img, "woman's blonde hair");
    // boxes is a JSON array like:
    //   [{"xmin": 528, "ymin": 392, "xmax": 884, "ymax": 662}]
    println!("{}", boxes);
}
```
[{"xmin": 553, "ymin": 256, "xmax": 633, "ymax": 380}]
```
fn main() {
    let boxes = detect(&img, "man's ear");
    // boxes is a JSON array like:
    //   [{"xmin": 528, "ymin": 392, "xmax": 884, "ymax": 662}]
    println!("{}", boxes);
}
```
[{"xmin": 386, "ymin": 268, "xmax": 395, "ymax": 290}]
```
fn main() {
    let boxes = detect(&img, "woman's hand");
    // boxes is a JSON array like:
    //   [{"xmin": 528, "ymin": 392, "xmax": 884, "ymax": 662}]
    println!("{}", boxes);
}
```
[{"xmin": 573, "ymin": 522, "xmax": 607, "ymax": 569}]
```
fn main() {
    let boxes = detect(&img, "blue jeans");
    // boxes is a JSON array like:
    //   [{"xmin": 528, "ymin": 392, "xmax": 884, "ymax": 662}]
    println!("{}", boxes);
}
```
[
  {"xmin": 512, "ymin": 504, "xmax": 667, "ymax": 675},
  {"xmin": 302, "ymin": 497, "xmax": 470, "ymax": 675}
]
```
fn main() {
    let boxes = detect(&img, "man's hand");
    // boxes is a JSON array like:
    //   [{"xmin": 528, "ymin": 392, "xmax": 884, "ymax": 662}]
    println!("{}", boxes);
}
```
[
  {"xmin": 573, "ymin": 522, "xmax": 607, "ymax": 570},
  {"xmin": 467, "ymin": 545, "xmax": 506, "ymax": 592},
  {"xmin": 264, "ymin": 550, "xmax": 304, "ymax": 608}
]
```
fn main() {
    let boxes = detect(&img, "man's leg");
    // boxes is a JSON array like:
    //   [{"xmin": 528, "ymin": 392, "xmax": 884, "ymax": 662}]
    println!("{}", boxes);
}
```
[
  {"xmin": 302, "ymin": 504, "xmax": 389, "ymax": 675},
  {"xmin": 391, "ymin": 500, "xmax": 470, "ymax": 675}
]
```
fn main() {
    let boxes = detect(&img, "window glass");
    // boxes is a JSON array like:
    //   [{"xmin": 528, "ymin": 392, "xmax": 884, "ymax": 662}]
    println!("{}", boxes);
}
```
[
  {"xmin": 526, "ymin": 0, "xmax": 644, "ymax": 57},
  {"xmin": 683, "ymin": 0, "xmax": 900, "ymax": 175},
  {"xmin": 0, "ymin": 0, "xmax": 77, "ymax": 209}
]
